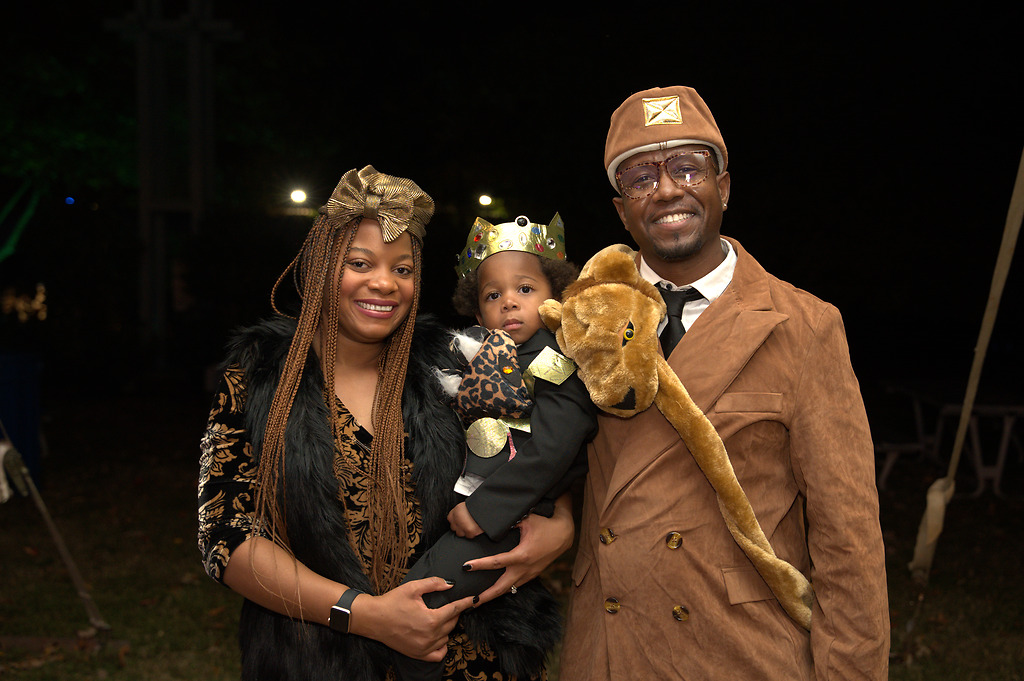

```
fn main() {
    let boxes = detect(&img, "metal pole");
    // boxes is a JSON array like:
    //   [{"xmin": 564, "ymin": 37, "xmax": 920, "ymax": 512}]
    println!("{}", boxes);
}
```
[{"xmin": 1, "ymin": 442, "xmax": 110, "ymax": 632}]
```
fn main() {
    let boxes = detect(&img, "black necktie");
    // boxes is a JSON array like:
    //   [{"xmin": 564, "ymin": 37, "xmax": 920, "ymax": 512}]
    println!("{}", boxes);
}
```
[{"xmin": 659, "ymin": 286, "xmax": 703, "ymax": 355}]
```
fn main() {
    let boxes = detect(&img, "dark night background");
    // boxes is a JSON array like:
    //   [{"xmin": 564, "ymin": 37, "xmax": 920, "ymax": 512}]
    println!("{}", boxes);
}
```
[
  {"xmin": 2, "ymin": 3, "xmax": 1022, "ymax": 468},
  {"xmin": 3, "ymin": 6, "xmax": 1024, "ymax": 677}
]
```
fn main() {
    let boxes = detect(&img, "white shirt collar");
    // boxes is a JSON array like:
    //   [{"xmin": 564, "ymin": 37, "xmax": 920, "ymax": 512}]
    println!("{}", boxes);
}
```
[{"xmin": 638, "ymin": 239, "xmax": 737, "ymax": 333}]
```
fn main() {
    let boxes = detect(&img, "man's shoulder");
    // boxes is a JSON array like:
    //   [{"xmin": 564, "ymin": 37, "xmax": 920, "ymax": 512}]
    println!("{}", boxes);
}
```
[
  {"xmin": 759, "ymin": 272, "xmax": 850, "ymax": 346},
  {"xmin": 732, "ymin": 238, "xmax": 839, "ymax": 320},
  {"xmin": 766, "ymin": 272, "xmax": 833, "ymax": 313}
]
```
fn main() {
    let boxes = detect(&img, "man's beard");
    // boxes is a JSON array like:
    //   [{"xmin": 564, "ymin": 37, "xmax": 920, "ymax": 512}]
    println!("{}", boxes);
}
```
[{"xmin": 652, "ymin": 230, "xmax": 705, "ymax": 262}]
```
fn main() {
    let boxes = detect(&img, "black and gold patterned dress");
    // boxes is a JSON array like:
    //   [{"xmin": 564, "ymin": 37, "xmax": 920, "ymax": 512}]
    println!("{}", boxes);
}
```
[{"xmin": 199, "ymin": 364, "xmax": 544, "ymax": 681}]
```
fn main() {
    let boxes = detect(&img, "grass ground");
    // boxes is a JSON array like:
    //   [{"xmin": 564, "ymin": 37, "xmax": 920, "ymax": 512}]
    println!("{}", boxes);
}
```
[
  {"xmin": 1, "ymin": 390, "xmax": 241, "ymax": 680},
  {"xmin": 1, "ymin": 390, "xmax": 1022, "ymax": 679}
]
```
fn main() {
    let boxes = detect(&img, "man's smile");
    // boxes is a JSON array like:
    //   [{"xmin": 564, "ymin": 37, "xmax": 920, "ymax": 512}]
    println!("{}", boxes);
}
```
[{"xmin": 653, "ymin": 211, "xmax": 696, "ymax": 225}]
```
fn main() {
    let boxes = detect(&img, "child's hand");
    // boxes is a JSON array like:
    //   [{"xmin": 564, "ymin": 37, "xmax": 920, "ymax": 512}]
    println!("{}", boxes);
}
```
[{"xmin": 447, "ymin": 502, "xmax": 484, "ymax": 538}]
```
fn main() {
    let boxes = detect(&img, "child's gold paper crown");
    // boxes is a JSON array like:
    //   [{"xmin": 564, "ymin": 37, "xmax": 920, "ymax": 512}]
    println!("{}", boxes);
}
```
[{"xmin": 455, "ymin": 213, "xmax": 566, "ymax": 278}]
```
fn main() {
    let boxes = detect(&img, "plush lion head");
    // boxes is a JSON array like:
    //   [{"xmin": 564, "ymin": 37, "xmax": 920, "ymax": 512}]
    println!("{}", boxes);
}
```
[{"xmin": 539, "ymin": 244, "xmax": 665, "ymax": 418}]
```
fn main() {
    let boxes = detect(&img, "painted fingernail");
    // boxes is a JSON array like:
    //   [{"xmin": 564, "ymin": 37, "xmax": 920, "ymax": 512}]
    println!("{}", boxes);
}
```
[
  {"xmin": 445, "ymin": 579, "xmax": 455, "ymax": 586},
  {"xmin": 462, "ymin": 563, "xmax": 472, "ymax": 572}
]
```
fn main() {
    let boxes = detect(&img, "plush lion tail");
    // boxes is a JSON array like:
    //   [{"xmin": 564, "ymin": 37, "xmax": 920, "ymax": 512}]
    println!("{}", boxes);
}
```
[
  {"xmin": 718, "ymin": 503, "xmax": 814, "ymax": 630},
  {"xmin": 654, "ymin": 361, "xmax": 813, "ymax": 630}
]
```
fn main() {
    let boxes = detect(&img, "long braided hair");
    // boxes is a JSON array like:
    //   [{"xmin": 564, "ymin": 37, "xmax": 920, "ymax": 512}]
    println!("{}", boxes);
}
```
[{"xmin": 254, "ymin": 166, "xmax": 433, "ymax": 595}]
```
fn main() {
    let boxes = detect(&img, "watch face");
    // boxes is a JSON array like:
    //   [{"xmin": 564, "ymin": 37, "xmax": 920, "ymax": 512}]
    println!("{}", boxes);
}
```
[
  {"xmin": 329, "ymin": 604, "xmax": 351, "ymax": 633},
  {"xmin": 329, "ymin": 589, "xmax": 361, "ymax": 633}
]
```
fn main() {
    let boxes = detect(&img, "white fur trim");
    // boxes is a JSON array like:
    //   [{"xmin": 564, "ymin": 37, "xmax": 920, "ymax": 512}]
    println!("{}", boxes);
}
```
[
  {"xmin": 450, "ymin": 330, "xmax": 483, "ymax": 363},
  {"xmin": 432, "ymin": 367, "xmax": 462, "ymax": 398}
]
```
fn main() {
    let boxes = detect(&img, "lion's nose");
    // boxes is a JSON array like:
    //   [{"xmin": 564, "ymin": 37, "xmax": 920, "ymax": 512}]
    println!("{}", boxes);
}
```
[{"xmin": 611, "ymin": 387, "xmax": 636, "ymax": 411}]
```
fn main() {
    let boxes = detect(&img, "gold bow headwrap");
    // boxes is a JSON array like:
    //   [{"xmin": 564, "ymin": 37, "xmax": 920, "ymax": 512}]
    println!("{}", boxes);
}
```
[{"xmin": 320, "ymin": 165, "xmax": 434, "ymax": 242}]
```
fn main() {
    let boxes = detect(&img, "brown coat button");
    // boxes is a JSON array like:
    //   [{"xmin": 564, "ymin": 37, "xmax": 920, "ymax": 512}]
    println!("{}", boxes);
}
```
[
  {"xmin": 604, "ymin": 598, "xmax": 621, "ymax": 614},
  {"xmin": 673, "ymin": 605, "xmax": 690, "ymax": 621},
  {"xmin": 599, "ymin": 528, "xmax": 617, "ymax": 544},
  {"xmin": 665, "ymin": 531, "xmax": 683, "ymax": 549}
]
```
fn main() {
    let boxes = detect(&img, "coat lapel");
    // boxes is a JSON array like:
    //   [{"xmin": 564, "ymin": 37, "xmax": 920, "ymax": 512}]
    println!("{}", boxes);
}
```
[
  {"xmin": 673, "ymin": 237, "xmax": 788, "ymax": 412},
  {"xmin": 598, "ymin": 238, "xmax": 788, "ymax": 516}
]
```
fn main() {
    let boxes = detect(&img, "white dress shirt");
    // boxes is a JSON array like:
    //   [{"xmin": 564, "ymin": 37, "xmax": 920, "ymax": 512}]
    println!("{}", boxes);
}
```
[{"xmin": 639, "ymin": 238, "xmax": 737, "ymax": 335}]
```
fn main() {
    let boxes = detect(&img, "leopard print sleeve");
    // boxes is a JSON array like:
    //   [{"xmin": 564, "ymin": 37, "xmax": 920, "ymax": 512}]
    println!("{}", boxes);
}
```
[{"xmin": 197, "ymin": 365, "xmax": 264, "ymax": 583}]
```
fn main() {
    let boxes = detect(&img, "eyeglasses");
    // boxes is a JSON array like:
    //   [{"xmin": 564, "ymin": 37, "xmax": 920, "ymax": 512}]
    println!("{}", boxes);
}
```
[{"xmin": 615, "ymin": 150, "xmax": 713, "ymax": 199}]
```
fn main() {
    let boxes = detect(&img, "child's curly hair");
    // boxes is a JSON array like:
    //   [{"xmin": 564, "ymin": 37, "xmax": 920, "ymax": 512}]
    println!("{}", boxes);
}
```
[{"xmin": 452, "ymin": 256, "xmax": 581, "ymax": 318}]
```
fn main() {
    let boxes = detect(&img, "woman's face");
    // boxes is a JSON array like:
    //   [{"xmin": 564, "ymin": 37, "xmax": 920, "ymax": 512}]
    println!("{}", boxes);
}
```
[{"xmin": 326, "ymin": 219, "xmax": 416, "ymax": 346}]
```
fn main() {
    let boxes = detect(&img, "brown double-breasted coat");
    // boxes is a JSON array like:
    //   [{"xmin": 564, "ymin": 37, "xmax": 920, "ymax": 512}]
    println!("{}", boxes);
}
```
[{"xmin": 559, "ymin": 238, "xmax": 889, "ymax": 680}]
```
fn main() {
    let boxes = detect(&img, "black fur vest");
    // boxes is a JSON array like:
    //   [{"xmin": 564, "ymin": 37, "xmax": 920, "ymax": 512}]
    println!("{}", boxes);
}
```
[{"xmin": 224, "ymin": 315, "xmax": 561, "ymax": 681}]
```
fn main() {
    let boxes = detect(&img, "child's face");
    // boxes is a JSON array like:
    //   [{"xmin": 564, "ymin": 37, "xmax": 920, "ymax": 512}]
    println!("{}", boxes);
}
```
[{"xmin": 475, "ymin": 251, "xmax": 554, "ymax": 345}]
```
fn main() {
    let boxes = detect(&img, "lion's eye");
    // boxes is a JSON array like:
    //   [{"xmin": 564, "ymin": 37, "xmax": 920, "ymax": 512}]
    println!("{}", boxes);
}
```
[{"xmin": 622, "ymin": 321, "xmax": 635, "ymax": 346}]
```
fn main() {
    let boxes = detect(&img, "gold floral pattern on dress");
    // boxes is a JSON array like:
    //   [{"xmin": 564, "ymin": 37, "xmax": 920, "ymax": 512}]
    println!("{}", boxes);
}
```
[
  {"xmin": 223, "ymin": 365, "xmax": 246, "ymax": 410},
  {"xmin": 445, "ymin": 631, "xmax": 491, "ymax": 675},
  {"xmin": 199, "ymin": 423, "xmax": 247, "ymax": 481},
  {"xmin": 201, "ymin": 537, "xmax": 232, "ymax": 582},
  {"xmin": 198, "ymin": 365, "xmax": 260, "ymax": 581},
  {"xmin": 331, "ymin": 397, "xmax": 421, "ymax": 587},
  {"xmin": 442, "ymin": 631, "xmax": 545, "ymax": 680}
]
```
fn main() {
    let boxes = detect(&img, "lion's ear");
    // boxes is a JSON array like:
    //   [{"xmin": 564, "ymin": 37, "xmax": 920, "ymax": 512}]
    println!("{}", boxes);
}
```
[
  {"xmin": 582, "ymin": 244, "xmax": 638, "ymax": 284},
  {"xmin": 580, "ymin": 244, "xmax": 635, "ymax": 279},
  {"xmin": 539, "ymin": 299, "xmax": 564, "ymax": 332}
]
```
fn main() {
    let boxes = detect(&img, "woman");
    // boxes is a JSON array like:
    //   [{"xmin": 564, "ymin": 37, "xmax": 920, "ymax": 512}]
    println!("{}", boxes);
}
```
[{"xmin": 198, "ymin": 166, "xmax": 573, "ymax": 680}]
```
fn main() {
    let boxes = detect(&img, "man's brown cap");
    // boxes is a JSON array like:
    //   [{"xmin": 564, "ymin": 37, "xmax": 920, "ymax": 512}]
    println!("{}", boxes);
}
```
[{"xmin": 604, "ymin": 86, "xmax": 727, "ymax": 191}]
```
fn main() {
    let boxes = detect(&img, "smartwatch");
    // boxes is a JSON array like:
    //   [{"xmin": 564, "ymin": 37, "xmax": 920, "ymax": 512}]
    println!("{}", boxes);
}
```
[{"xmin": 328, "ymin": 588, "xmax": 363, "ymax": 634}]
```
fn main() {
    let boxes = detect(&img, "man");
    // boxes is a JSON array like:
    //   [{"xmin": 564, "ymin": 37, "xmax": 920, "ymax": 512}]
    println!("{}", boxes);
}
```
[{"xmin": 559, "ymin": 86, "xmax": 889, "ymax": 680}]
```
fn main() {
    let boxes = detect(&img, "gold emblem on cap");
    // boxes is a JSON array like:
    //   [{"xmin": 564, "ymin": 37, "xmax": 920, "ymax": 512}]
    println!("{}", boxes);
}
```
[{"xmin": 642, "ymin": 95, "xmax": 683, "ymax": 127}]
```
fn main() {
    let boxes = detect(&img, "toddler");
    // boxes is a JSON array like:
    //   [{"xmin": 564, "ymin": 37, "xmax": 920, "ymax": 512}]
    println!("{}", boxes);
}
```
[{"xmin": 396, "ymin": 214, "xmax": 597, "ymax": 681}]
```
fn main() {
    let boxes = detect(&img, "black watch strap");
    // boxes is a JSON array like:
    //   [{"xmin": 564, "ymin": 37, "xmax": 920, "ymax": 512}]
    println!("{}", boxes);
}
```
[{"xmin": 328, "ymin": 588, "xmax": 363, "ymax": 634}]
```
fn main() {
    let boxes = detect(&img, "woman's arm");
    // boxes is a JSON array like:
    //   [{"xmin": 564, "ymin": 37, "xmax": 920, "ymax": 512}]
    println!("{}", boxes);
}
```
[
  {"xmin": 204, "ymin": 365, "xmax": 476, "ymax": 661},
  {"xmin": 462, "ymin": 492, "xmax": 575, "ymax": 604},
  {"xmin": 224, "ymin": 536, "xmax": 475, "ymax": 661}
]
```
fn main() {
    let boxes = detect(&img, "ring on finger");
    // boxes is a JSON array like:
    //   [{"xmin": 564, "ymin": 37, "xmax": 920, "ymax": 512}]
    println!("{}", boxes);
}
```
[{"xmin": 510, "ymin": 584, "xmax": 518, "ymax": 595}]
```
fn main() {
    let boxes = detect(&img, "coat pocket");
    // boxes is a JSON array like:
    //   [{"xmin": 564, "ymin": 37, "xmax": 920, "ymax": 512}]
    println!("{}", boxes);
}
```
[
  {"xmin": 722, "ymin": 565, "xmax": 775, "ymax": 604},
  {"xmin": 715, "ymin": 391, "xmax": 783, "ymax": 414}
]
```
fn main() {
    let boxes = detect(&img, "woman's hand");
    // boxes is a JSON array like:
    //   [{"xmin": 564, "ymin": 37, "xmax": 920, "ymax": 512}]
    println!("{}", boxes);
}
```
[
  {"xmin": 462, "ymin": 493, "xmax": 575, "ymax": 605},
  {"xmin": 351, "ymin": 578, "xmax": 476, "ymax": 661}
]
